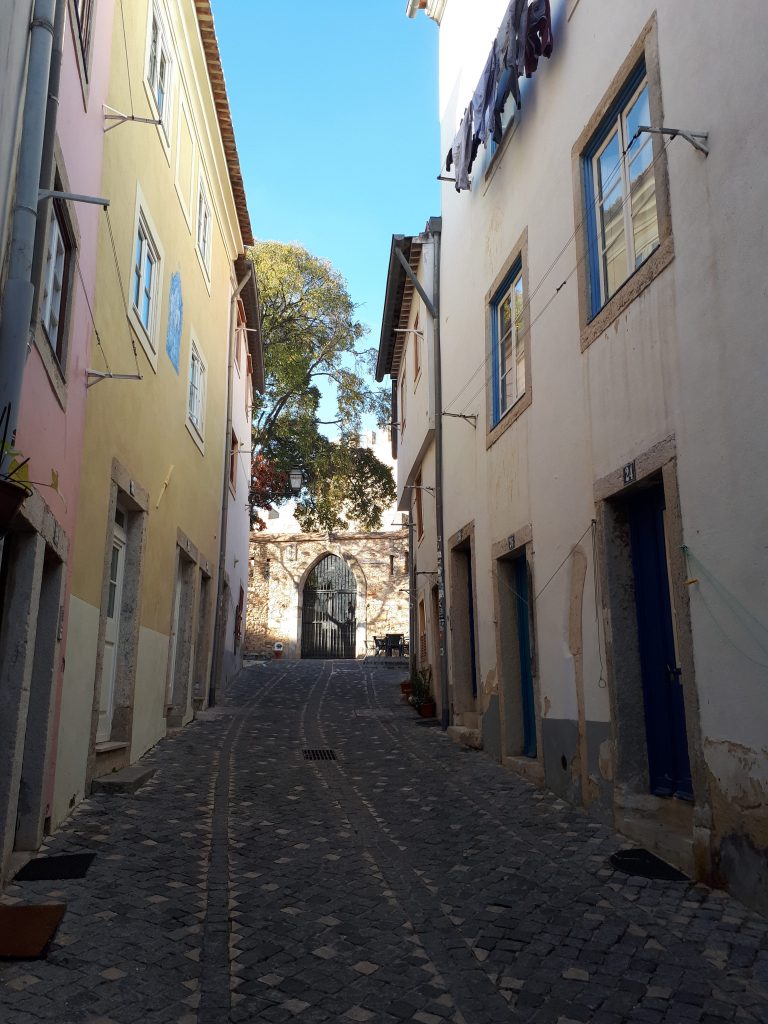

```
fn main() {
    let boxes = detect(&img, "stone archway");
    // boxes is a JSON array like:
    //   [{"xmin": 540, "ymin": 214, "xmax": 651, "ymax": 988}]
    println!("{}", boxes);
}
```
[{"xmin": 299, "ymin": 553, "xmax": 359, "ymax": 659}]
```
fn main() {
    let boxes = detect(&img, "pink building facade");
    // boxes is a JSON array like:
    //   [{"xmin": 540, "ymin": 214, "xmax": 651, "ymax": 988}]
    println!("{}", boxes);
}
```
[{"xmin": 0, "ymin": 0, "xmax": 114, "ymax": 880}]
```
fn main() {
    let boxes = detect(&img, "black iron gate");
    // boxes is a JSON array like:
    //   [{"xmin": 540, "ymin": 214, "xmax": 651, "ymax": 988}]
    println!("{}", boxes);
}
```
[{"xmin": 301, "ymin": 555, "xmax": 357, "ymax": 659}]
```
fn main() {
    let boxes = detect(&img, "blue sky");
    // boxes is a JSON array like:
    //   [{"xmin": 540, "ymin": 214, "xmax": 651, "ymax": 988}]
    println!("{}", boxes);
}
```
[{"xmin": 212, "ymin": 1, "xmax": 440, "ymax": 414}]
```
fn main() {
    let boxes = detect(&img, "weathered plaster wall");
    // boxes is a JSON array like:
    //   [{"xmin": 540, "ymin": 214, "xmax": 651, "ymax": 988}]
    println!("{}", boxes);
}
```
[
  {"xmin": 434, "ymin": 0, "xmax": 768, "ymax": 902},
  {"xmin": 246, "ymin": 531, "xmax": 410, "ymax": 659}
]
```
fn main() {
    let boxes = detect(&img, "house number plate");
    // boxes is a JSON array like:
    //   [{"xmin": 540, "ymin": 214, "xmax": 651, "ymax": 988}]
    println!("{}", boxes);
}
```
[{"xmin": 623, "ymin": 461, "xmax": 637, "ymax": 486}]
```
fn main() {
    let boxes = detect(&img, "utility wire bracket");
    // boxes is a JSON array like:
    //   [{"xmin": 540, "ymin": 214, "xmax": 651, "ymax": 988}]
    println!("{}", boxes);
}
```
[
  {"xmin": 86, "ymin": 370, "xmax": 143, "ymax": 388},
  {"xmin": 637, "ymin": 125, "xmax": 709, "ymax": 155},
  {"xmin": 443, "ymin": 412, "xmax": 478, "ymax": 428},
  {"xmin": 103, "ymin": 105, "xmax": 163, "ymax": 133},
  {"xmin": 39, "ymin": 190, "xmax": 110, "ymax": 208}
]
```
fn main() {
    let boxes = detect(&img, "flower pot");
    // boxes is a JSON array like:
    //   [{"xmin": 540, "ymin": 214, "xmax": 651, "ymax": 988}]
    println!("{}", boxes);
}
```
[
  {"xmin": 399, "ymin": 681, "xmax": 411, "ymax": 694},
  {"xmin": 417, "ymin": 700, "xmax": 436, "ymax": 718},
  {"xmin": 0, "ymin": 478, "xmax": 29, "ymax": 532}
]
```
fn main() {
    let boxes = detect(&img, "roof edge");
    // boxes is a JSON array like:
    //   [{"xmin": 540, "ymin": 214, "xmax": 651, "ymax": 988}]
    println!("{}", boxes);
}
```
[{"xmin": 193, "ymin": 0, "xmax": 253, "ymax": 247}]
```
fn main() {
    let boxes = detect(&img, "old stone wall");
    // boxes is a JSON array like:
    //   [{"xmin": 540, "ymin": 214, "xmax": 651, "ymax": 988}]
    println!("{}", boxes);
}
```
[{"xmin": 246, "ymin": 530, "xmax": 410, "ymax": 659}]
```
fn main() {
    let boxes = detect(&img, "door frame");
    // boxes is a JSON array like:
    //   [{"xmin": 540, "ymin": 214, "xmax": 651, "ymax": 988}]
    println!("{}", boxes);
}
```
[
  {"xmin": 97, "ymin": 516, "xmax": 127, "ymax": 743},
  {"xmin": 300, "ymin": 553, "xmax": 358, "ymax": 660},
  {"xmin": 86, "ymin": 462, "xmax": 149, "ymax": 789},
  {"xmin": 296, "ymin": 548, "xmax": 367, "ymax": 660},
  {"xmin": 491, "ymin": 524, "xmax": 542, "ymax": 766},
  {"xmin": 595, "ymin": 443, "xmax": 711, "ymax": 872},
  {"xmin": 447, "ymin": 521, "xmax": 480, "ymax": 717}
]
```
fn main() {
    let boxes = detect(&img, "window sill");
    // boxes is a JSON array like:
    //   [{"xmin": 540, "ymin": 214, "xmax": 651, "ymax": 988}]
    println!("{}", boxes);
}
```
[
  {"xmin": 33, "ymin": 326, "xmax": 67, "ymax": 411},
  {"xmin": 195, "ymin": 245, "xmax": 213, "ymax": 293},
  {"xmin": 175, "ymin": 178, "xmax": 194, "ymax": 232},
  {"xmin": 486, "ymin": 390, "xmax": 531, "ymax": 450},
  {"xmin": 483, "ymin": 116, "xmax": 521, "ymax": 194},
  {"xmin": 142, "ymin": 79, "xmax": 172, "ymax": 166},
  {"xmin": 186, "ymin": 418, "xmax": 205, "ymax": 455},
  {"xmin": 128, "ymin": 310, "xmax": 158, "ymax": 373},
  {"xmin": 580, "ymin": 234, "xmax": 674, "ymax": 352}
]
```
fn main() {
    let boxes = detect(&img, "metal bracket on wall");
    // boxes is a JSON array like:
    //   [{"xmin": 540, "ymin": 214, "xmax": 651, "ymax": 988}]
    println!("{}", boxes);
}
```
[
  {"xmin": 103, "ymin": 105, "xmax": 163, "ymax": 133},
  {"xmin": 39, "ymin": 190, "xmax": 110, "ymax": 208},
  {"xmin": 86, "ymin": 370, "xmax": 143, "ymax": 388},
  {"xmin": 637, "ymin": 125, "xmax": 709, "ymax": 155},
  {"xmin": 443, "ymin": 412, "xmax": 477, "ymax": 428}
]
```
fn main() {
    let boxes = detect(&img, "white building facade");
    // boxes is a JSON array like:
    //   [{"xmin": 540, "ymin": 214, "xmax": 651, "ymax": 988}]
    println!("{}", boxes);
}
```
[
  {"xmin": 377, "ymin": 229, "xmax": 442, "ymax": 706},
  {"xmin": 407, "ymin": 0, "xmax": 768, "ymax": 908}
]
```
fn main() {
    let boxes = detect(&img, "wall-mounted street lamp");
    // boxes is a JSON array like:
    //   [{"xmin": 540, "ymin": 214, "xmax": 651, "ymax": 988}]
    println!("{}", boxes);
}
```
[{"xmin": 289, "ymin": 468, "xmax": 304, "ymax": 495}]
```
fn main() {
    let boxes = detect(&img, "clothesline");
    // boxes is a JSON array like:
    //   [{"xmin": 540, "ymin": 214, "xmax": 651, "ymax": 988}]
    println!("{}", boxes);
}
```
[{"xmin": 446, "ymin": 0, "xmax": 553, "ymax": 192}]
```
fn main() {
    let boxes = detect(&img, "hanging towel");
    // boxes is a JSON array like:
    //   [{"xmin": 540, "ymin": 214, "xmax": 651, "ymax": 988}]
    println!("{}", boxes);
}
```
[{"xmin": 446, "ymin": 109, "xmax": 474, "ymax": 192}]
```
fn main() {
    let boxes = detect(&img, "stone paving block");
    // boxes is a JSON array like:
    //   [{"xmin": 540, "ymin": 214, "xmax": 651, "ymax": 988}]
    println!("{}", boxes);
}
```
[{"xmin": 2, "ymin": 661, "xmax": 768, "ymax": 1024}]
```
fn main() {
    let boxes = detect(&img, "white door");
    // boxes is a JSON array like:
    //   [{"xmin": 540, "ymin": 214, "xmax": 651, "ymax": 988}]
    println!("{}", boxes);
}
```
[
  {"xmin": 97, "ymin": 521, "xmax": 127, "ymax": 742},
  {"xmin": 166, "ymin": 561, "xmax": 182, "ymax": 706}
]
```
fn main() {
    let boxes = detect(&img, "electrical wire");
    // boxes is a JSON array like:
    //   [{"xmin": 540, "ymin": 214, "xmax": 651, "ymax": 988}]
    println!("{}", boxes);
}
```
[
  {"xmin": 119, "ymin": 0, "xmax": 135, "ymax": 117},
  {"xmin": 73, "ymin": 247, "xmax": 111, "ymax": 375},
  {"xmin": 442, "ymin": 134, "xmax": 677, "ymax": 420}
]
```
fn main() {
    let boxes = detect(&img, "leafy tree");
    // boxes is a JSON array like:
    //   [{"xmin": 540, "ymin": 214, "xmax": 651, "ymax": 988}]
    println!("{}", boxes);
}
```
[{"xmin": 249, "ymin": 241, "xmax": 395, "ymax": 532}]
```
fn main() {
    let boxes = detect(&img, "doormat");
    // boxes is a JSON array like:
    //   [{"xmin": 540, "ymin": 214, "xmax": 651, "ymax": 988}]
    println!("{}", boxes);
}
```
[
  {"xmin": 0, "ymin": 904, "xmax": 66, "ymax": 959},
  {"xmin": 15, "ymin": 853, "xmax": 95, "ymax": 881},
  {"xmin": 610, "ymin": 848, "xmax": 689, "ymax": 882}
]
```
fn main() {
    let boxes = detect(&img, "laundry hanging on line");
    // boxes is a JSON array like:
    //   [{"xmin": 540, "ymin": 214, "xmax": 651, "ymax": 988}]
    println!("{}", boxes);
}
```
[{"xmin": 444, "ymin": 0, "xmax": 553, "ymax": 193}]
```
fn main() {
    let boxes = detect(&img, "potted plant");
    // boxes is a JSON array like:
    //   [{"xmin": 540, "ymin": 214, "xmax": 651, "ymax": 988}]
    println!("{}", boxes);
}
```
[
  {"xmin": 0, "ymin": 403, "xmax": 32, "ymax": 534},
  {"xmin": 410, "ymin": 666, "xmax": 436, "ymax": 718}
]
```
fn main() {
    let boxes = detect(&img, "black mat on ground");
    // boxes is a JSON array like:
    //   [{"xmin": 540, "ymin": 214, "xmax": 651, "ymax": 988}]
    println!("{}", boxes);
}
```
[
  {"xmin": 0, "ymin": 904, "xmax": 66, "ymax": 959},
  {"xmin": 610, "ymin": 848, "xmax": 689, "ymax": 881},
  {"xmin": 15, "ymin": 852, "xmax": 95, "ymax": 881}
]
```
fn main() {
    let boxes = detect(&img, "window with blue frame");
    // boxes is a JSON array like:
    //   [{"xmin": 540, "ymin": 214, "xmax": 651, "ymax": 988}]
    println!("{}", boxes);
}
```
[
  {"xmin": 582, "ymin": 63, "xmax": 660, "ymax": 318},
  {"xmin": 490, "ymin": 260, "xmax": 525, "ymax": 426}
]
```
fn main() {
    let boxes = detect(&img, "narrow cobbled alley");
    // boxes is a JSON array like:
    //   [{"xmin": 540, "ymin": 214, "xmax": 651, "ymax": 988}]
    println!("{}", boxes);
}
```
[{"xmin": 1, "ymin": 660, "xmax": 767, "ymax": 1024}]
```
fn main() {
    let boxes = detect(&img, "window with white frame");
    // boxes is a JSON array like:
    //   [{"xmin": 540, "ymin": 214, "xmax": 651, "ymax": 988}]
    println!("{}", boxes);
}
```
[
  {"xmin": 490, "ymin": 261, "xmax": 524, "ymax": 425},
  {"xmin": 132, "ymin": 214, "xmax": 160, "ymax": 343},
  {"xmin": 196, "ymin": 178, "xmax": 212, "ymax": 273},
  {"xmin": 146, "ymin": 7, "xmax": 171, "ymax": 125},
  {"xmin": 40, "ymin": 200, "xmax": 73, "ymax": 363},
  {"xmin": 73, "ymin": 0, "xmax": 94, "ymax": 71},
  {"xmin": 584, "ymin": 67, "xmax": 659, "ymax": 315},
  {"xmin": 188, "ymin": 342, "xmax": 206, "ymax": 439}
]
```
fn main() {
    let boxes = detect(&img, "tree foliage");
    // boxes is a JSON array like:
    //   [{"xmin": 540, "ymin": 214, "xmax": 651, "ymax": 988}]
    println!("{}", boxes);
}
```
[{"xmin": 249, "ymin": 241, "xmax": 395, "ymax": 532}]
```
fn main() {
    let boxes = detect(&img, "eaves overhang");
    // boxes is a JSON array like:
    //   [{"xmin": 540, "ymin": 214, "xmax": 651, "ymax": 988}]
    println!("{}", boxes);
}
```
[
  {"xmin": 376, "ymin": 234, "xmax": 422, "ymax": 383},
  {"xmin": 405, "ymin": 0, "xmax": 447, "ymax": 23},
  {"xmin": 194, "ymin": 0, "xmax": 254, "ymax": 247},
  {"xmin": 236, "ymin": 254, "xmax": 265, "ymax": 394}
]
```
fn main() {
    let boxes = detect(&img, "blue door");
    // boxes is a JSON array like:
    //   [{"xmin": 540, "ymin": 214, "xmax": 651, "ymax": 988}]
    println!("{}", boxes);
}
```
[
  {"xmin": 514, "ymin": 557, "xmax": 537, "ymax": 758},
  {"xmin": 628, "ymin": 485, "xmax": 693, "ymax": 799}
]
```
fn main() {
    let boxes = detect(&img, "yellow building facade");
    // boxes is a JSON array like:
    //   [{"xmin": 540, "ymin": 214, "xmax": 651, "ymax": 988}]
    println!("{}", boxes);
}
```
[{"xmin": 53, "ymin": 0, "xmax": 255, "ymax": 824}]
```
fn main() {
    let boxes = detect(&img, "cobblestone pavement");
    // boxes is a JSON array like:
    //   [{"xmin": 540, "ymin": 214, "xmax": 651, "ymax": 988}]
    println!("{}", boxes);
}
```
[{"xmin": 2, "ymin": 660, "xmax": 767, "ymax": 1024}]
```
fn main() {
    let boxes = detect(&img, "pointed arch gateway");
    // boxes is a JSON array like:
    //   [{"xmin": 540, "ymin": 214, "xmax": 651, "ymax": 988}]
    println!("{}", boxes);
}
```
[{"xmin": 300, "ymin": 553, "xmax": 358, "ymax": 659}]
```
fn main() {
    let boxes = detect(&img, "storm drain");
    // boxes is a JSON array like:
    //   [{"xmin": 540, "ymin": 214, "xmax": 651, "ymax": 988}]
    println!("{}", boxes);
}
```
[{"xmin": 303, "ymin": 748, "xmax": 336, "ymax": 761}]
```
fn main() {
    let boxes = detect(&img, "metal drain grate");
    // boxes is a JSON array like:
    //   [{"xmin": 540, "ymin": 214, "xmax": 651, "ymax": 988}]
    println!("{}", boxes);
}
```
[{"xmin": 303, "ymin": 748, "xmax": 337, "ymax": 761}]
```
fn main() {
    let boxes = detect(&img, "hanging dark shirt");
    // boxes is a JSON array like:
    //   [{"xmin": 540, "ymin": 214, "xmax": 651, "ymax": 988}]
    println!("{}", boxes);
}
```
[{"xmin": 525, "ymin": 0, "xmax": 553, "ymax": 77}]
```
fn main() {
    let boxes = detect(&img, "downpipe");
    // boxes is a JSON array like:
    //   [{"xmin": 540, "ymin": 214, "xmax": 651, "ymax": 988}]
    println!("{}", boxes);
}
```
[{"xmin": 0, "ymin": 0, "xmax": 61, "ymax": 468}]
